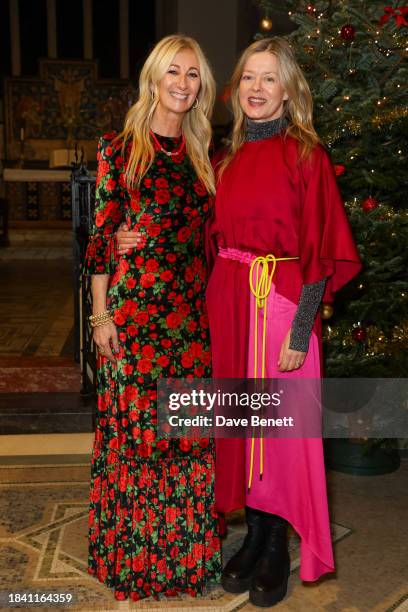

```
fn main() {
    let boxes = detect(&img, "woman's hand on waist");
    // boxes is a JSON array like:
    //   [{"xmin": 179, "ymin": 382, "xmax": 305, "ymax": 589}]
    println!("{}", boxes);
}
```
[{"xmin": 116, "ymin": 223, "xmax": 143, "ymax": 255}]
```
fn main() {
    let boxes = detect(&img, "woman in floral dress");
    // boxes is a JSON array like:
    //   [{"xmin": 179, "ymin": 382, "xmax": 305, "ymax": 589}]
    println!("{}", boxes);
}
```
[{"xmin": 83, "ymin": 35, "xmax": 221, "ymax": 601}]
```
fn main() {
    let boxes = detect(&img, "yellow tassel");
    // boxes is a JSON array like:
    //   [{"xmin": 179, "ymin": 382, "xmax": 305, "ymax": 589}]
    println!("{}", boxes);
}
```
[
  {"xmin": 247, "ymin": 254, "xmax": 299, "ymax": 490},
  {"xmin": 248, "ymin": 436, "xmax": 255, "ymax": 491}
]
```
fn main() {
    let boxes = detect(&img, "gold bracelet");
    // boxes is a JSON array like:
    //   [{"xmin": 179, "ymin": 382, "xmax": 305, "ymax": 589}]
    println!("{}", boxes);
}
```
[
  {"xmin": 89, "ymin": 310, "xmax": 111, "ymax": 321},
  {"xmin": 90, "ymin": 316, "xmax": 113, "ymax": 328},
  {"xmin": 89, "ymin": 309, "xmax": 112, "ymax": 323}
]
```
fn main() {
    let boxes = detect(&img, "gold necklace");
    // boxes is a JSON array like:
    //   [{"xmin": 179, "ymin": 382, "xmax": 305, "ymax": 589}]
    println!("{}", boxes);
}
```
[{"xmin": 150, "ymin": 130, "xmax": 186, "ymax": 157}]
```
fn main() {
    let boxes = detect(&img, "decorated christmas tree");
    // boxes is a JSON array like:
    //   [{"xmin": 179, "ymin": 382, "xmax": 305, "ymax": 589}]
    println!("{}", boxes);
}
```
[{"xmin": 254, "ymin": 0, "xmax": 408, "ymax": 377}]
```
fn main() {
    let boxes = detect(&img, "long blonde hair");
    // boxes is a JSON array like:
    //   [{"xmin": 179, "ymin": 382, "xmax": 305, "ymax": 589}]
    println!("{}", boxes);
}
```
[
  {"xmin": 220, "ymin": 37, "xmax": 319, "ymax": 176},
  {"xmin": 118, "ymin": 35, "xmax": 216, "ymax": 194}
]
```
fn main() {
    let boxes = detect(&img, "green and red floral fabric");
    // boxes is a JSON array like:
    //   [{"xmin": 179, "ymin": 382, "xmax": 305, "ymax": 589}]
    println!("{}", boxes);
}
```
[{"xmin": 84, "ymin": 133, "xmax": 221, "ymax": 601}]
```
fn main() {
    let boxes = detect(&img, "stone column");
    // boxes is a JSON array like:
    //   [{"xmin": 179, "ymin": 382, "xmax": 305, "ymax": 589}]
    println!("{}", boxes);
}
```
[
  {"xmin": 155, "ymin": 0, "xmax": 178, "ymax": 39},
  {"xmin": 47, "ymin": 0, "xmax": 57, "ymax": 58},
  {"xmin": 9, "ymin": 0, "xmax": 21, "ymax": 76},
  {"xmin": 119, "ymin": 0, "xmax": 129, "ymax": 79},
  {"xmin": 83, "ymin": 0, "xmax": 93, "ymax": 60},
  {"xmin": 176, "ymin": 0, "xmax": 240, "ymax": 124}
]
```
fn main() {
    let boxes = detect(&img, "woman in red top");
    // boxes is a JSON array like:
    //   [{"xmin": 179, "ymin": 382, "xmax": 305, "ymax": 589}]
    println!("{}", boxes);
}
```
[{"xmin": 206, "ymin": 38, "xmax": 361, "ymax": 607}]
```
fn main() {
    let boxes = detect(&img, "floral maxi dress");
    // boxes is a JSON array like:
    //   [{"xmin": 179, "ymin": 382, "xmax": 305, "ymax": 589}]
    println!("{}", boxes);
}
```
[{"xmin": 83, "ymin": 133, "xmax": 221, "ymax": 601}]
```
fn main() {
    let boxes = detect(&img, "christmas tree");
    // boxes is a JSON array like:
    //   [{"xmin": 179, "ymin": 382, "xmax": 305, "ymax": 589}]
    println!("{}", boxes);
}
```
[{"xmin": 254, "ymin": 0, "xmax": 408, "ymax": 377}]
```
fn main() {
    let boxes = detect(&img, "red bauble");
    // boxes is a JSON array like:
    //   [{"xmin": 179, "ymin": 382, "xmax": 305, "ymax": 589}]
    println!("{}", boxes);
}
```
[
  {"xmin": 341, "ymin": 24, "xmax": 356, "ymax": 40},
  {"xmin": 352, "ymin": 326, "xmax": 367, "ymax": 342},
  {"xmin": 362, "ymin": 196, "xmax": 379, "ymax": 212},
  {"xmin": 219, "ymin": 85, "xmax": 231, "ymax": 103},
  {"xmin": 334, "ymin": 164, "xmax": 346, "ymax": 176},
  {"xmin": 306, "ymin": 4, "xmax": 316, "ymax": 15}
]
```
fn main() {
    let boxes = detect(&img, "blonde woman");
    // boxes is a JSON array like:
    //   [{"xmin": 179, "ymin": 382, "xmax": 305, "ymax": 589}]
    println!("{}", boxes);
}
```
[
  {"xmin": 83, "ymin": 35, "xmax": 221, "ymax": 601},
  {"xmin": 205, "ymin": 38, "xmax": 361, "ymax": 607}
]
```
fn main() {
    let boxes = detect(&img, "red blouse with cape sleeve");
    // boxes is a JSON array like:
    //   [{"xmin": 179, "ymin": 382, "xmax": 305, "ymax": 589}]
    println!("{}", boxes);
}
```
[
  {"xmin": 204, "ymin": 146, "xmax": 226, "ymax": 277},
  {"xmin": 298, "ymin": 144, "xmax": 362, "ymax": 301}
]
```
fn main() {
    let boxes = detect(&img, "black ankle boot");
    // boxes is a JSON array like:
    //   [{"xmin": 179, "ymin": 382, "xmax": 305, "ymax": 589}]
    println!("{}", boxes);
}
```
[
  {"xmin": 249, "ymin": 514, "xmax": 290, "ymax": 607},
  {"xmin": 221, "ymin": 506, "xmax": 265, "ymax": 593}
]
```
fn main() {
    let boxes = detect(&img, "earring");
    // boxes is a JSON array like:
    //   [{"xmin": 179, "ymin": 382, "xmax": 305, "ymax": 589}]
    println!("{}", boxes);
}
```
[
  {"xmin": 193, "ymin": 98, "xmax": 199, "ymax": 109},
  {"xmin": 151, "ymin": 90, "xmax": 155, "ymax": 101}
]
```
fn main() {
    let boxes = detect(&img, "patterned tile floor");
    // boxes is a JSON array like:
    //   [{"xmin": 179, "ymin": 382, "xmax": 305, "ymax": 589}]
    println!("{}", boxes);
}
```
[{"xmin": 0, "ymin": 457, "xmax": 407, "ymax": 611}]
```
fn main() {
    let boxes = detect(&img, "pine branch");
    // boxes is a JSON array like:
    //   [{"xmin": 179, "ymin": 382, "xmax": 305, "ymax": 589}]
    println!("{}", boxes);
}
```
[{"xmin": 379, "ymin": 56, "xmax": 404, "ymax": 86}]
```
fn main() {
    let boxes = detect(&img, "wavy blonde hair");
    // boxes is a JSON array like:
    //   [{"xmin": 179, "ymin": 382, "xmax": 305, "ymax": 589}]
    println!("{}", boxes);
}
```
[
  {"xmin": 118, "ymin": 35, "xmax": 216, "ymax": 194},
  {"xmin": 220, "ymin": 37, "xmax": 320, "ymax": 176}
]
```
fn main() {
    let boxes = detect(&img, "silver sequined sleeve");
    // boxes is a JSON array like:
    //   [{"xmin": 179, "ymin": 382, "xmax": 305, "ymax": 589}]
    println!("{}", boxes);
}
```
[{"xmin": 289, "ymin": 279, "xmax": 327, "ymax": 352}]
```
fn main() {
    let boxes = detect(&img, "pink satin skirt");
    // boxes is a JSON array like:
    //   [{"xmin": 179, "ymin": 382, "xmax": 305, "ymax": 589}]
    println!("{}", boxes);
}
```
[{"xmin": 214, "ymin": 247, "xmax": 335, "ymax": 581}]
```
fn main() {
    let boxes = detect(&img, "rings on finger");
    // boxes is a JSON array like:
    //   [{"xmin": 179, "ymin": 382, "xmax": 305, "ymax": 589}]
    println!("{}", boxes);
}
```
[{"xmin": 98, "ymin": 346, "xmax": 105, "ymax": 353}]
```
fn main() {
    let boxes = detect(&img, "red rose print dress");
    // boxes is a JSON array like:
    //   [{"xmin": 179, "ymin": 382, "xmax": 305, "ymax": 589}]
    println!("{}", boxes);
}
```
[{"xmin": 83, "ymin": 133, "xmax": 221, "ymax": 601}]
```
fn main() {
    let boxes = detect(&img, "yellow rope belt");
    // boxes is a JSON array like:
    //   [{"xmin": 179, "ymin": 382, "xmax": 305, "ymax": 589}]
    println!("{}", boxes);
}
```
[{"xmin": 248, "ymin": 254, "xmax": 300, "ymax": 491}]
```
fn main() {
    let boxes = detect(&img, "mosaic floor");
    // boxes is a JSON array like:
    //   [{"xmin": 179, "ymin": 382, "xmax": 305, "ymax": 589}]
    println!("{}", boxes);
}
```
[{"xmin": 0, "ymin": 458, "xmax": 407, "ymax": 611}]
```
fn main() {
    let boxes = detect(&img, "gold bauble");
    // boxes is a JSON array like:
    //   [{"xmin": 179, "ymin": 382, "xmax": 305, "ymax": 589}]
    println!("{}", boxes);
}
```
[
  {"xmin": 260, "ymin": 17, "xmax": 273, "ymax": 31},
  {"xmin": 321, "ymin": 303, "xmax": 334, "ymax": 319}
]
